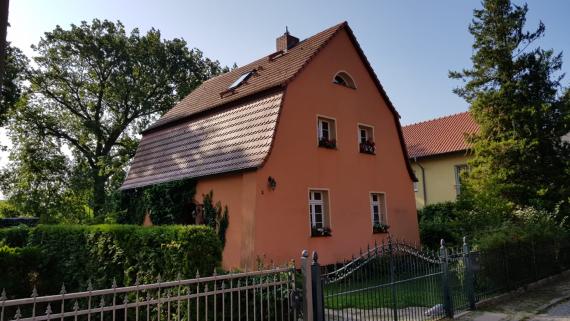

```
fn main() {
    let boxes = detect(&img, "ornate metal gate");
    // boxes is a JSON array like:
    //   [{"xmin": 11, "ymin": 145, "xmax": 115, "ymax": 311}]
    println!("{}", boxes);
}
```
[{"xmin": 304, "ymin": 238, "xmax": 476, "ymax": 321}]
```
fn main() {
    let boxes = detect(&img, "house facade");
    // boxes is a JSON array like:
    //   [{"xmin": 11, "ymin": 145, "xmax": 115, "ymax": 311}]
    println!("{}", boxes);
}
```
[
  {"xmin": 402, "ymin": 112, "xmax": 479, "ymax": 209},
  {"xmin": 122, "ymin": 22, "xmax": 419, "ymax": 269}
]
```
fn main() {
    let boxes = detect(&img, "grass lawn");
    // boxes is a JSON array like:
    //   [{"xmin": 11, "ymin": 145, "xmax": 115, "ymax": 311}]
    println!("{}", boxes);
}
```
[{"xmin": 324, "ymin": 271, "xmax": 469, "ymax": 310}]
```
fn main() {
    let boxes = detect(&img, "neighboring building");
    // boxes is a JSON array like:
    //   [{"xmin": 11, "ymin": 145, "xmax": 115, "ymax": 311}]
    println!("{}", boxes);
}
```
[
  {"xmin": 122, "ymin": 22, "xmax": 419, "ymax": 269},
  {"xmin": 403, "ymin": 112, "xmax": 479, "ymax": 209}
]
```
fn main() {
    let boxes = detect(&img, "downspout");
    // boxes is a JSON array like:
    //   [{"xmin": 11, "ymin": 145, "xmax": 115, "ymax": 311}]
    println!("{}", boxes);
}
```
[{"xmin": 414, "ymin": 157, "xmax": 427, "ymax": 206}]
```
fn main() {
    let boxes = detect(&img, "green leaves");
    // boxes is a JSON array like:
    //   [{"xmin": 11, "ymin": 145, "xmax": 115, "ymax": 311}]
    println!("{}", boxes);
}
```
[
  {"xmin": 3, "ymin": 19, "xmax": 227, "ymax": 219},
  {"xmin": 450, "ymin": 0, "xmax": 570, "ymax": 215}
]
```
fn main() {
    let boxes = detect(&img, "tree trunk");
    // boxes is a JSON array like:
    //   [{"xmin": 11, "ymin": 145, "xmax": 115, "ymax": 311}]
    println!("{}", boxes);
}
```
[{"xmin": 92, "ymin": 172, "xmax": 106, "ymax": 218}]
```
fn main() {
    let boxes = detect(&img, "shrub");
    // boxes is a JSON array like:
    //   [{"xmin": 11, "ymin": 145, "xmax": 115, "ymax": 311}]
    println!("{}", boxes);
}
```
[
  {"xmin": 0, "ymin": 225, "xmax": 31, "ymax": 246},
  {"xmin": 0, "ymin": 224, "xmax": 222, "ymax": 297},
  {"xmin": 475, "ymin": 218, "xmax": 570, "ymax": 292},
  {"xmin": 0, "ymin": 245, "xmax": 44, "ymax": 299}
]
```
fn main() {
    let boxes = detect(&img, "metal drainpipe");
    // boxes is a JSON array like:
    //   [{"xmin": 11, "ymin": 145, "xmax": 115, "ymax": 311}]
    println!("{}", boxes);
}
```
[{"xmin": 414, "ymin": 157, "xmax": 427, "ymax": 206}]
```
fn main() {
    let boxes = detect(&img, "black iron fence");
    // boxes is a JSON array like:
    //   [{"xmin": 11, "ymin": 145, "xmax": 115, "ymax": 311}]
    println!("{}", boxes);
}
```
[{"xmin": 303, "ymin": 236, "xmax": 570, "ymax": 321}]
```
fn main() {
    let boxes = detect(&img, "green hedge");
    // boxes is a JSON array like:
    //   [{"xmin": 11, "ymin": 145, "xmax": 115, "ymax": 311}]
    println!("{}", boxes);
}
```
[
  {"xmin": 0, "ymin": 245, "xmax": 44, "ymax": 299},
  {"xmin": 0, "ymin": 224, "xmax": 222, "ymax": 298}
]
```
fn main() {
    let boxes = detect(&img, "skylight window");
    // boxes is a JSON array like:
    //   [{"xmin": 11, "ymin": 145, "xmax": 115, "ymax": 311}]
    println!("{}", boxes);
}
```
[{"xmin": 228, "ymin": 71, "xmax": 254, "ymax": 90}]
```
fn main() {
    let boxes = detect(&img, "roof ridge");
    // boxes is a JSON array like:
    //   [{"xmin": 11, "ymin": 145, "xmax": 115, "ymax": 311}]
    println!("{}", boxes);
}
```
[{"xmin": 403, "ymin": 111, "xmax": 471, "ymax": 128}]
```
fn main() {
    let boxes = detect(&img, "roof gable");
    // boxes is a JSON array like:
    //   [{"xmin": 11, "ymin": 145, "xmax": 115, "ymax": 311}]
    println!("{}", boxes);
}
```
[
  {"xmin": 403, "ymin": 112, "xmax": 479, "ymax": 159},
  {"xmin": 122, "ymin": 22, "xmax": 419, "ymax": 189},
  {"xmin": 147, "ymin": 23, "xmax": 346, "ymax": 131}
]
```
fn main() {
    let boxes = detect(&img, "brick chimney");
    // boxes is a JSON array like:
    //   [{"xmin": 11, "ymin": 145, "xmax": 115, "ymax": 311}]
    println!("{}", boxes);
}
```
[{"xmin": 276, "ymin": 27, "xmax": 299, "ymax": 52}]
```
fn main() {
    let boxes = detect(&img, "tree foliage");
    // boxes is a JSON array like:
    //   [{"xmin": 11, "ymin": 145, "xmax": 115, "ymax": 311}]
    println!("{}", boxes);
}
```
[
  {"xmin": 2, "ymin": 19, "xmax": 226, "ymax": 219},
  {"xmin": 0, "ymin": 44, "xmax": 27, "ymax": 126},
  {"xmin": 450, "ymin": 0, "xmax": 570, "ymax": 214}
]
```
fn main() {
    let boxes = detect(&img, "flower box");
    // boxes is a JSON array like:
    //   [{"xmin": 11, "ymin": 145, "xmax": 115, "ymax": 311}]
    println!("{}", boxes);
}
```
[
  {"xmin": 360, "ymin": 140, "xmax": 375, "ymax": 154},
  {"xmin": 311, "ymin": 227, "xmax": 332, "ymax": 237},
  {"xmin": 319, "ymin": 137, "xmax": 337, "ymax": 149},
  {"xmin": 373, "ymin": 223, "xmax": 389, "ymax": 234}
]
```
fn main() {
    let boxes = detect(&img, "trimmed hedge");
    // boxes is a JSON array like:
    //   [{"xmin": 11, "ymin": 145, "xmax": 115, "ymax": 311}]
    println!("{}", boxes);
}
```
[
  {"xmin": 0, "ymin": 245, "xmax": 44, "ymax": 299},
  {"xmin": 0, "ymin": 225, "xmax": 222, "ymax": 298}
]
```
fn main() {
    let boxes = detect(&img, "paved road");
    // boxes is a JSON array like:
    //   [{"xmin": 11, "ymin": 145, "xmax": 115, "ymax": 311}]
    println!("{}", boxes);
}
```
[{"xmin": 529, "ymin": 299, "xmax": 570, "ymax": 321}]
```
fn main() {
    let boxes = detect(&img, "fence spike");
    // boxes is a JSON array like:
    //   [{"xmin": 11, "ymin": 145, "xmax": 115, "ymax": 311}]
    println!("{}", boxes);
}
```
[
  {"xmin": 73, "ymin": 300, "xmax": 79, "ymax": 312},
  {"xmin": 31, "ymin": 286, "xmax": 38, "ymax": 298},
  {"xmin": 157, "ymin": 274, "xmax": 162, "ymax": 283},
  {"xmin": 100, "ymin": 296, "xmax": 105, "ymax": 307},
  {"xmin": 1, "ymin": 288, "xmax": 6, "ymax": 301},
  {"xmin": 60, "ymin": 283, "xmax": 67, "ymax": 295},
  {"xmin": 45, "ymin": 303, "xmax": 52, "ymax": 316},
  {"xmin": 123, "ymin": 294, "xmax": 129, "ymax": 305},
  {"xmin": 312, "ymin": 251, "xmax": 319, "ymax": 264},
  {"xmin": 440, "ymin": 238, "xmax": 446, "ymax": 249},
  {"xmin": 14, "ymin": 307, "xmax": 21, "ymax": 320},
  {"xmin": 146, "ymin": 292, "xmax": 151, "ymax": 302},
  {"xmin": 177, "ymin": 272, "xmax": 182, "ymax": 281},
  {"xmin": 112, "ymin": 278, "xmax": 117, "ymax": 289},
  {"xmin": 221, "ymin": 282, "xmax": 225, "ymax": 290},
  {"xmin": 135, "ymin": 276, "xmax": 140, "ymax": 286},
  {"xmin": 196, "ymin": 270, "xmax": 200, "ymax": 278},
  {"xmin": 87, "ymin": 280, "xmax": 93, "ymax": 292}
]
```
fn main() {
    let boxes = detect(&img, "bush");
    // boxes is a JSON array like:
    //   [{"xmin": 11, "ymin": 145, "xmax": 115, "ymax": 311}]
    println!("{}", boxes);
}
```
[
  {"xmin": 0, "ymin": 245, "xmax": 44, "ymax": 299},
  {"xmin": 0, "ymin": 225, "xmax": 31, "ymax": 246},
  {"xmin": 0, "ymin": 224, "xmax": 222, "ymax": 297},
  {"xmin": 475, "ymin": 217, "xmax": 570, "ymax": 292}
]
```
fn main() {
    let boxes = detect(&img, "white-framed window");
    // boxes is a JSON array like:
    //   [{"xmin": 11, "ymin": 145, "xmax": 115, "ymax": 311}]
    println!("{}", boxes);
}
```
[
  {"xmin": 309, "ymin": 190, "xmax": 330, "ymax": 236},
  {"xmin": 319, "ymin": 119, "xmax": 331, "ymax": 140},
  {"xmin": 358, "ymin": 124, "xmax": 375, "ymax": 154},
  {"xmin": 370, "ymin": 193, "xmax": 387, "ymax": 225},
  {"xmin": 454, "ymin": 164, "xmax": 468, "ymax": 196},
  {"xmin": 332, "ymin": 71, "xmax": 356, "ymax": 89},
  {"xmin": 317, "ymin": 116, "xmax": 336, "ymax": 148}
]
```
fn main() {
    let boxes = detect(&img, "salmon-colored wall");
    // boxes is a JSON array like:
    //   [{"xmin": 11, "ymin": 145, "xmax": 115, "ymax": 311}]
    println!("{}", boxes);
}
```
[
  {"xmin": 252, "ymin": 29, "xmax": 419, "ymax": 266},
  {"xmin": 195, "ymin": 171, "xmax": 257, "ymax": 269}
]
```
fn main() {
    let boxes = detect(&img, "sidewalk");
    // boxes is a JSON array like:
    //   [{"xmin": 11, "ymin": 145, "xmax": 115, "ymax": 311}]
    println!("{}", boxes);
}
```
[{"xmin": 455, "ymin": 273, "xmax": 570, "ymax": 321}]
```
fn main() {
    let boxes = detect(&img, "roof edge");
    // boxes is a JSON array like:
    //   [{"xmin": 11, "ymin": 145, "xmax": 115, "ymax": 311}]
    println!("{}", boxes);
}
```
[{"xmin": 142, "ymin": 86, "xmax": 284, "ymax": 135}]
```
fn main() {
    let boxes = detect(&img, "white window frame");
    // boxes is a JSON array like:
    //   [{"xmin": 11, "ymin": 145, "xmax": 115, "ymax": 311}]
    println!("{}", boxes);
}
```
[
  {"xmin": 332, "ymin": 70, "xmax": 357, "ymax": 89},
  {"xmin": 308, "ymin": 188, "xmax": 331, "ymax": 233},
  {"xmin": 370, "ymin": 192, "xmax": 387, "ymax": 226},
  {"xmin": 316, "ymin": 115, "xmax": 337, "ymax": 146},
  {"xmin": 454, "ymin": 164, "xmax": 468, "ymax": 196},
  {"xmin": 357, "ymin": 123, "xmax": 375, "ymax": 152},
  {"xmin": 319, "ymin": 119, "xmax": 330, "ymax": 140}
]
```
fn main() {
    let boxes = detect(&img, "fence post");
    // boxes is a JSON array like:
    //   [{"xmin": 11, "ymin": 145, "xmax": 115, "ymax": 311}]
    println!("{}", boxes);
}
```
[
  {"xmin": 301, "ymin": 250, "xmax": 313, "ymax": 321},
  {"xmin": 311, "ymin": 252, "xmax": 325, "ymax": 321},
  {"xmin": 388, "ymin": 237, "xmax": 398, "ymax": 321},
  {"xmin": 440, "ymin": 239, "xmax": 454, "ymax": 318},
  {"xmin": 463, "ymin": 237, "xmax": 476, "ymax": 310}
]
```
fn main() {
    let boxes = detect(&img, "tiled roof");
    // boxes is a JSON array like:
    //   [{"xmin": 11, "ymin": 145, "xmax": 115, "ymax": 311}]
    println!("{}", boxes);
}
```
[
  {"xmin": 121, "ymin": 92, "xmax": 283, "ymax": 189},
  {"xmin": 122, "ymin": 22, "xmax": 418, "ymax": 189},
  {"xmin": 402, "ymin": 112, "xmax": 479, "ymax": 159},
  {"xmin": 147, "ymin": 22, "xmax": 346, "ymax": 131}
]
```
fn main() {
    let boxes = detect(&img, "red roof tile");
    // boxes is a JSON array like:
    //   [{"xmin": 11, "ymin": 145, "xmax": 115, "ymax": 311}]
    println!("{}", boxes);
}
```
[
  {"xmin": 122, "ymin": 22, "xmax": 418, "ymax": 189},
  {"xmin": 147, "ymin": 22, "xmax": 346, "ymax": 131},
  {"xmin": 402, "ymin": 112, "xmax": 479, "ymax": 159},
  {"xmin": 121, "ymin": 92, "xmax": 283, "ymax": 189}
]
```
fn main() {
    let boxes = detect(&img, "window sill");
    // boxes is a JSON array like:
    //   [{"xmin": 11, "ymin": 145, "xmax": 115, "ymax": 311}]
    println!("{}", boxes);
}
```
[
  {"xmin": 359, "ymin": 150, "xmax": 375, "ymax": 155},
  {"xmin": 318, "ymin": 140, "xmax": 337, "ymax": 149},
  {"xmin": 372, "ymin": 230, "xmax": 389, "ymax": 234},
  {"xmin": 311, "ymin": 233, "xmax": 332, "ymax": 238},
  {"xmin": 311, "ymin": 228, "xmax": 332, "ymax": 237}
]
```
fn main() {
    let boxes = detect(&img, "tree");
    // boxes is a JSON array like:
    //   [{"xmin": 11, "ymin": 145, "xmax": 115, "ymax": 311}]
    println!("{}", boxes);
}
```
[
  {"xmin": 13, "ymin": 19, "xmax": 226, "ymax": 218},
  {"xmin": 0, "ymin": 44, "xmax": 26, "ymax": 125},
  {"xmin": 450, "ymin": 0, "xmax": 570, "ymax": 213}
]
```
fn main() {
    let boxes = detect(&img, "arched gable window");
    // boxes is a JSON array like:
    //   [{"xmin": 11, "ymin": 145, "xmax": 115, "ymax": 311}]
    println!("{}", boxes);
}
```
[{"xmin": 333, "ymin": 71, "xmax": 356, "ymax": 89}]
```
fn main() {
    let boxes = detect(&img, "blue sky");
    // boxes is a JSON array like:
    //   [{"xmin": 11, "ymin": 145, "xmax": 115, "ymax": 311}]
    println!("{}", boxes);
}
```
[{"xmin": 7, "ymin": 0, "xmax": 570, "ymax": 125}]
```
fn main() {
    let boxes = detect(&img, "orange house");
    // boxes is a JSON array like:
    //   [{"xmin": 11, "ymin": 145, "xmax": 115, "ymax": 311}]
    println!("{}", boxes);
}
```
[{"xmin": 122, "ymin": 22, "xmax": 419, "ymax": 269}]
